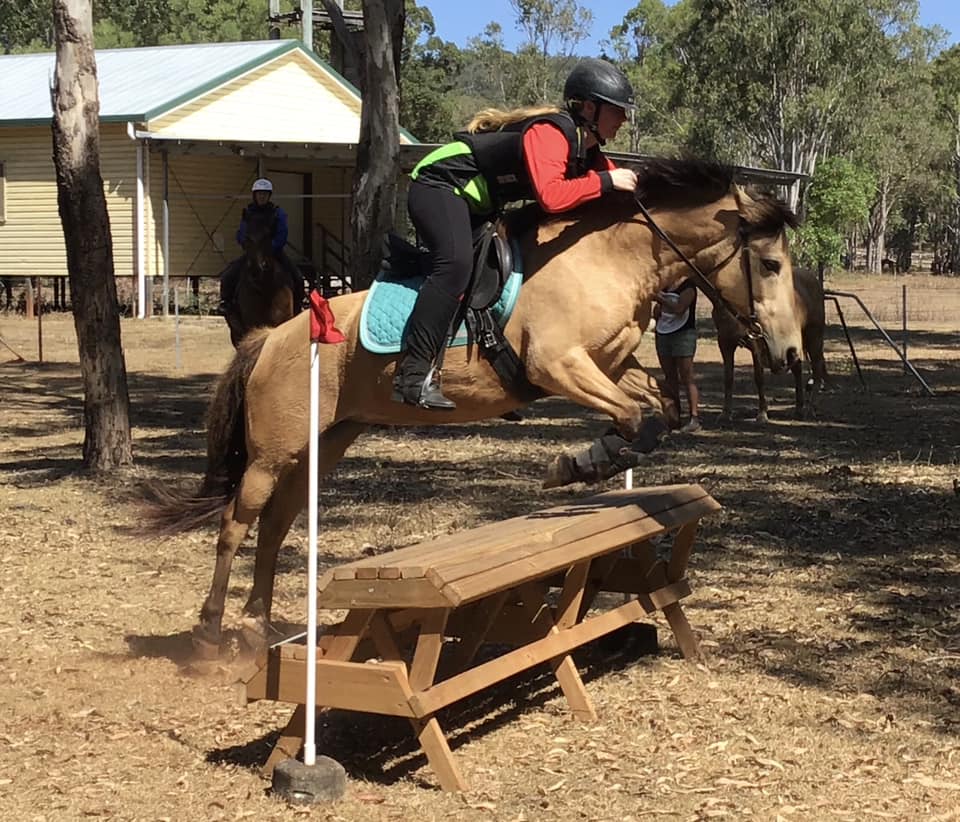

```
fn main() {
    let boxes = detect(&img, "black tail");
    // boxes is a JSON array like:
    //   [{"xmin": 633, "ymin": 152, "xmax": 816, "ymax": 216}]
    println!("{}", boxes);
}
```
[{"xmin": 142, "ymin": 330, "xmax": 270, "ymax": 535}]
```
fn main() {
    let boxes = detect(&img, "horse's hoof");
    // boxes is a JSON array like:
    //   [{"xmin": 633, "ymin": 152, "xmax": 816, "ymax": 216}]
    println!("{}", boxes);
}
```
[
  {"xmin": 756, "ymin": 412, "xmax": 769, "ymax": 425},
  {"xmin": 240, "ymin": 616, "xmax": 269, "ymax": 656},
  {"xmin": 543, "ymin": 455, "xmax": 576, "ymax": 489}
]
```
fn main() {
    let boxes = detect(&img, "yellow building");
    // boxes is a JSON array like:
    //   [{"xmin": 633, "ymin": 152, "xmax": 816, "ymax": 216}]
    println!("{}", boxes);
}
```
[{"xmin": 0, "ymin": 39, "xmax": 418, "ymax": 316}]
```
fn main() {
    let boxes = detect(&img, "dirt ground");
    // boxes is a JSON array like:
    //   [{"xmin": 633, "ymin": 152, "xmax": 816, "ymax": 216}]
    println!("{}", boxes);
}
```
[{"xmin": 1, "ymin": 272, "xmax": 959, "ymax": 821}]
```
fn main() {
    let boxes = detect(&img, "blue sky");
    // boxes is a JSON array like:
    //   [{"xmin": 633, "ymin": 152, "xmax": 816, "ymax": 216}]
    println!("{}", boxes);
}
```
[{"xmin": 422, "ymin": 0, "xmax": 960, "ymax": 54}]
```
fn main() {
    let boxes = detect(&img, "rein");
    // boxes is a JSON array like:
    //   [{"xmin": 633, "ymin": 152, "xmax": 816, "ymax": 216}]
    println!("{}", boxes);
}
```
[{"xmin": 632, "ymin": 195, "xmax": 764, "ymax": 340}]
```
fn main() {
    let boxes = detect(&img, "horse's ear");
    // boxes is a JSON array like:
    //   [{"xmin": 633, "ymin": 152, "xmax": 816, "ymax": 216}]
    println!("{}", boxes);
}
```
[{"xmin": 734, "ymin": 186, "xmax": 799, "ymax": 235}]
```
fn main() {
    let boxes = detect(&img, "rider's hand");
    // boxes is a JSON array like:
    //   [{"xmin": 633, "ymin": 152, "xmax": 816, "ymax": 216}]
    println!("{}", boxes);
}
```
[{"xmin": 609, "ymin": 168, "xmax": 638, "ymax": 192}]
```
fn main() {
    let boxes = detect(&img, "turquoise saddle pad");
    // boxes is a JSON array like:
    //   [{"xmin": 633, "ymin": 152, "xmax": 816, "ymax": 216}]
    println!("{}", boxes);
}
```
[{"xmin": 358, "ymin": 249, "xmax": 523, "ymax": 355}]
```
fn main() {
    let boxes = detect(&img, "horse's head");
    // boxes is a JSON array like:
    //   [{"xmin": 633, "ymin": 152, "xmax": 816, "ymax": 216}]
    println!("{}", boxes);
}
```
[
  {"xmin": 242, "ymin": 208, "xmax": 277, "ymax": 279},
  {"xmin": 712, "ymin": 189, "xmax": 803, "ymax": 374}
]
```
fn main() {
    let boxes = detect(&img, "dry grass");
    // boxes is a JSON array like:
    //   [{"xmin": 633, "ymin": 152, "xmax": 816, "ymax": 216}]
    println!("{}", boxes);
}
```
[{"xmin": 1, "ymin": 273, "xmax": 959, "ymax": 821}]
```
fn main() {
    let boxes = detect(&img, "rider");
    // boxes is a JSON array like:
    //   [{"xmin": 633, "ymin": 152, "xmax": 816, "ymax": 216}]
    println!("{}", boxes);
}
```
[
  {"xmin": 392, "ymin": 58, "xmax": 639, "ymax": 410},
  {"xmin": 219, "ymin": 178, "xmax": 304, "ymax": 312}
]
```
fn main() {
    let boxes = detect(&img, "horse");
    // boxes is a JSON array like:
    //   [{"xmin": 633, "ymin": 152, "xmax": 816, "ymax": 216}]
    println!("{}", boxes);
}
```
[
  {"xmin": 222, "ymin": 207, "xmax": 296, "ymax": 347},
  {"xmin": 713, "ymin": 266, "xmax": 827, "ymax": 423},
  {"xmin": 145, "ymin": 158, "xmax": 805, "ymax": 655}
]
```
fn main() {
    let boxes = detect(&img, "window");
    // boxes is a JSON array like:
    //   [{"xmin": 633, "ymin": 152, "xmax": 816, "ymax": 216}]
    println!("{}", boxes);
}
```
[{"xmin": 0, "ymin": 162, "xmax": 5, "ymax": 225}]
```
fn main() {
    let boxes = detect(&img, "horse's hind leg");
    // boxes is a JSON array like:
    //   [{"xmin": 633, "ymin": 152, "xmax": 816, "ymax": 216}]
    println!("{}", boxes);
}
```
[
  {"xmin": 240, "ymin": 460, "xmax": 307, "ymax": 651},
  {"xmin": 241, "ymin": 420, "xmax": 368, "ymax": 650},
  {"xmin": 195, "ymin": 462, "xmax": 281, "ymax": 656}
]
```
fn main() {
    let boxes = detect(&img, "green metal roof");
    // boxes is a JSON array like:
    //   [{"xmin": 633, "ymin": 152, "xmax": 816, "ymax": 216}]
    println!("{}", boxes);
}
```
[{"xmin": 0, "ymin": 39, "xmax": 395, "ymax": 131}]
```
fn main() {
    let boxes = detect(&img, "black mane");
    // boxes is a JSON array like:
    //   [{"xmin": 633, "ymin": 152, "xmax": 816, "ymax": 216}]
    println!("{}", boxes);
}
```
[
  {"xmin": 501, "ymin": 156, "xmax": 797, "ymax": 239},
  {"xmin": 634, "ymin": 157, "xmax": 735, "ymax": 209}
]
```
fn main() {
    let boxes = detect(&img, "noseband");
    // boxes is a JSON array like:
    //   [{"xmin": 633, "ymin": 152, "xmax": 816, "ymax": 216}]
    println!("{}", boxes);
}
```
[{"xmin": 633, "ymin": 196, "xmax": 763, "ymax": 341}]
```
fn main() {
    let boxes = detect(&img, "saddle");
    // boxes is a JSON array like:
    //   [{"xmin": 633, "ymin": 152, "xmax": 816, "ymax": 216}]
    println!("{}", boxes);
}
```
[
  {"xmin": 360, "ymin": 223, "xmax": 541, "ymax": 402},
  {"xmin": 380, "ymin": 222, "xmax": 513, "ymax": 311}
]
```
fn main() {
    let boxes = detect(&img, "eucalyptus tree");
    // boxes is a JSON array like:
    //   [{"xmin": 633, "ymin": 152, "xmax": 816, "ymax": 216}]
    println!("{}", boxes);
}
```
[
  {"xmin": 52, "ymin": 0, "xmax": 133, "ymax": 469},
  {"xmin": 398, "ymin": 1, "xmax": 463, "ymax": 142},
  {"xmin": 606, "ymin": 0, "xmax": 693, "ymax": 154},
  {"xmin": 674, "ymin": 0, "xmax": 922, "ymax": 211},
  {"xmin": 509, "ymin": 0, "xmax": 593, "ymax": 104},
  {"xmin": 794, "ymin": 157, "xmax": 874, "ymax": 272},
  {"xmin": 854, "ymin": 39, "xmax": 944, "ymax": 273},
  {"xmin": 931, "ymin": 44, "xmax": 960, "ymax": 273}
]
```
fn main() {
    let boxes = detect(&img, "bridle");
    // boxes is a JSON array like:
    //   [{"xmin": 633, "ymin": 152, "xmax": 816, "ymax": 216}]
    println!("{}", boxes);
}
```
[{"xmin": 633, "ymin": 195, "xmax": 764, "ymax": 341}]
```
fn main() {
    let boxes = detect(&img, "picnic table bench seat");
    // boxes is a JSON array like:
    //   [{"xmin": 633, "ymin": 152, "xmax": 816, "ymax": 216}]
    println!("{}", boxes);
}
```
[{"xmin": 244, "ymin": 483, "xmax": 721, "ymax": 791}]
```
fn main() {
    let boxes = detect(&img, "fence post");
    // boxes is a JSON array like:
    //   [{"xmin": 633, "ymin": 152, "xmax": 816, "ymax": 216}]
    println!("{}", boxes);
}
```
[{"xmin": 902, "ymin": 284, "xmax": 908, "ymax": 376}]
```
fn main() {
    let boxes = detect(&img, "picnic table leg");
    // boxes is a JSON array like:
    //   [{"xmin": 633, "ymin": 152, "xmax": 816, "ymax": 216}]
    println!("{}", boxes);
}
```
[
  {"xmin": 516, "ymin": 579, "xmax": 596, "ymax": 722},
  {"xmin": 667, "ymin": 520, "xmax": 699, "ymax": 584},
  {"xmin": 261, "ymin": 608, "xmax": 375, "ymax": 778},
  {"xmin": 406, "ymin": 609, "xmax": 466, "ymax": 791},
  {"xmin": 647, "ymin": 520, "xmax": 703, "ymax": 662},
  {"xmin": 446, "ymin": 589, "xmax": 512, "ymax": 672},
  {"xmin": 263, "ymin": 704, "xmax": 307, "ymax": 777}
]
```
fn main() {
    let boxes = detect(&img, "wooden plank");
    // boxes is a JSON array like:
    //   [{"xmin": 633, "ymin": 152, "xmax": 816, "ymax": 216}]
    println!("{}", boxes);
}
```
[
  {"xmin": 647, "ymin": 579, "xmax": 692, "ymax": 610},
  {"xmin": 355, "ymin": 566, "xmax": 379, "ymax": 580},
  {"xmin": 552, "ymin": 651, "xmax": 597, "ymax": 721},
  {"xmin": 421, "ymin": 489, "xmax": 716, "ymax": 588},
  {"xmin": 338, "ymin": 514, "xmax": 556, "ymax": 581},
  {"xmin": 410, "ymin": 598, "xmax": 647, "ymax": 717},
  {"xmin": 333, "ymin": 567, "xmax": 358, "ymax": 581},
  {"xmin": 412, "ymin": 716, "xmax": 467, "ymax": 791},
  {"xmin": 318, "ymin": 608, "xmax": 374, "ymax": 661},
  {"xmin": 646, "ymin": 561, "xmax": 702, "ymax": 661},
  {"xmin": 324, "ymin": 485, "xmax": 717, "ymax": 587},
  {"xmin": 377, "ymin": 567, "xmax": 401, "ymax": 580},
  {"xmin": 555, "ymin": 561, "xmax": 591, "ymax": 629},
  {"xmin": 442, "ymin": 499, "xmax": 715, "ymax": 605},
  {"xmin": 317, "ymin": 577, "xmax": 452, "ymax": 609},
  {"xmin": 408, "ymin": 610, "xmax": 450, "ymax": 692},
  {"xmin": 368, "ymin": 612, "xmax": 406, "ymax": 662},
  {"xmin": 254, "ymin": 657, "xmax": 418, "ymax": 717},
  {"xmin": 577, "ymin": 554, "xmax": 621, "ymax": 621},
  {"xmin": 549, "ymin": 485, "xmax": 710, "ymax": 546},
  {"xmin": 667, "ymin": 520, "xmax": 699, "ymax": 583},
  {"xmin": 261, "ymin": 704, "xmax": 306, "ymax": 778},
  {"xmin": 445, "ymin": 589, "xmax": 511, "ymax": 672}
]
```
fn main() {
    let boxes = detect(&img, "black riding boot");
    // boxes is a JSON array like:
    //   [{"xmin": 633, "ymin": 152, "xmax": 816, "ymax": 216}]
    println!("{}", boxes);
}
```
[{"xmin": 392, "ymin": 280, "xmax": 461, "ymax": 410}]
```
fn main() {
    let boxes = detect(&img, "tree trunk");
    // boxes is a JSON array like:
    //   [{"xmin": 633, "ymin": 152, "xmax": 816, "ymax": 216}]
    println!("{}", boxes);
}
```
[
  {"xmin": 52, "ymin": 0, "xmax": 132, "ymax": 470},
  {"xmin": 865, "ymin": 182, "xmax": 889, "ymax": 275},
  {"xmin": 349, "ymin": 0, "xmax": 405, "ymax": 291}
]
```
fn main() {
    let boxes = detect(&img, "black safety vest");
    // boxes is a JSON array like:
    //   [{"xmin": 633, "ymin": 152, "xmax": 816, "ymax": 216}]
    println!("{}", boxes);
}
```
[{"xmin": 455, "ymin": 112, "xmax": 600, "ymax": 207}]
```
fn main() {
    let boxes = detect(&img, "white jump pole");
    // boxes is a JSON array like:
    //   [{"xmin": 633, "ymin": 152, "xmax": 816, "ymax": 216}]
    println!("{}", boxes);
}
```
[{"xmin": 304, "ymin": 334, "xmax": 321, "ymax": 766}]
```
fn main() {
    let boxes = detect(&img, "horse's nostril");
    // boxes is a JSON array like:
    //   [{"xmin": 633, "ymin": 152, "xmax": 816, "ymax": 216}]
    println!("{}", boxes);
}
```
[{"xmin": 786, "ymin": 347, "xmax": 799, "ymax": 365}]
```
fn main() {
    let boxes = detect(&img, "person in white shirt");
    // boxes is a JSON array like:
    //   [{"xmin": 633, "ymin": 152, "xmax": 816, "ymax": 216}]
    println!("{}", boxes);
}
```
[{"xmin": 653, "ymin": 279, "xmax": 701, "ymax": 433}]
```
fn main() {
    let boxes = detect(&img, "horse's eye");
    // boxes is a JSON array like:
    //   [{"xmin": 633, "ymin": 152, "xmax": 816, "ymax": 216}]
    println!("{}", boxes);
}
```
[{"xmin": 761, "ymin": 258, "xmax": 781, "ymax": 274}]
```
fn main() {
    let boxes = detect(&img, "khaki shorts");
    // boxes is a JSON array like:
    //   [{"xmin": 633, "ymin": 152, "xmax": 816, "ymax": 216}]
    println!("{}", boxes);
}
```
[{"xmin": 656, "ymin": 326, "xmax": 697, "ymax": 359}]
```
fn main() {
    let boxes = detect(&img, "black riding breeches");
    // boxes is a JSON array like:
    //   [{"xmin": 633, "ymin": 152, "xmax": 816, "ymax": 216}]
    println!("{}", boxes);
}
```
[{"xmin": 407, "ymin": 181, "xmax": 483, "ymax": 298}]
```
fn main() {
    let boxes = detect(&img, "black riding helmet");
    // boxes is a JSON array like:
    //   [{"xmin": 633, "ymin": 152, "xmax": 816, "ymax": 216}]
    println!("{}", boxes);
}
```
[{"xmin": 563, "ymin": 58, "xmax": 636, "ymax": 113}]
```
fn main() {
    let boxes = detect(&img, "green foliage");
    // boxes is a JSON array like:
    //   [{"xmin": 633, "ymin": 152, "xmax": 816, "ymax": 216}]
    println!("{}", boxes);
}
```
[
  {"xmin": 795, "ymin": 157, "xmax": 874, "ymax": 267},
  {"xmin": 399, "ymin": 1, "xmax": 463, "ymax": 141}
]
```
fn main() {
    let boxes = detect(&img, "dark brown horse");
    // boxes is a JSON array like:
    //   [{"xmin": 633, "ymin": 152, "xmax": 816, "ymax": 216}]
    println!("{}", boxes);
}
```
[
  {"xmin": 146, "ymin": 158, "xmax": 804, "ymax": 655},
  {"xmin": 714, "ymin": 266, "xmax": 827, "ymax": 422},
  {"xmin": 223, "ymin": 208, "xmax": 295, "ymax": 347}
]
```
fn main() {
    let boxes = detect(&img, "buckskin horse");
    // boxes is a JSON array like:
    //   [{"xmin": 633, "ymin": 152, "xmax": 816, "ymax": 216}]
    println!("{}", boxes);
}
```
[
  {"xmin": 146, "ymin": 158, "xmax": 804, "ymax": 654},
  {"xmin": 713, "ymin": 265, "xmax": 828, "ymax": 422},
  {"xmin": 222, "ymin": 207, "xmax": 296, "ymax": 347}
]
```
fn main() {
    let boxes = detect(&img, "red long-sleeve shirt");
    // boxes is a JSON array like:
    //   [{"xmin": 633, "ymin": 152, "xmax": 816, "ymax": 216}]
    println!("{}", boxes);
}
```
[{"xmin": 522, "ymin": 121, "xmax": 616, "ymax": 213}]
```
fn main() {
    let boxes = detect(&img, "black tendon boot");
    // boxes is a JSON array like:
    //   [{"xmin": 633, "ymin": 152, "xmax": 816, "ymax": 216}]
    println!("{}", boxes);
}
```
[{"xmin": 392, "ymin": 280, "xmax": 462, "ymax": 410}]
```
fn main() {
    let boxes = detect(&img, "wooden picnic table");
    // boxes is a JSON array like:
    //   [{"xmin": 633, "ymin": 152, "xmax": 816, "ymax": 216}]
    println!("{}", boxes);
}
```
[{"xmin": 244, "ymin": 483, "xmax": 720, "ymax": 790}]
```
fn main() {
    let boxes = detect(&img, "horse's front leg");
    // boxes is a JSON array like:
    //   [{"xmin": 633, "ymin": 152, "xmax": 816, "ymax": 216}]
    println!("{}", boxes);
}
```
[{"xmin": 537, "ymin": 353, "xmax": 676, "ymax": 489}]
